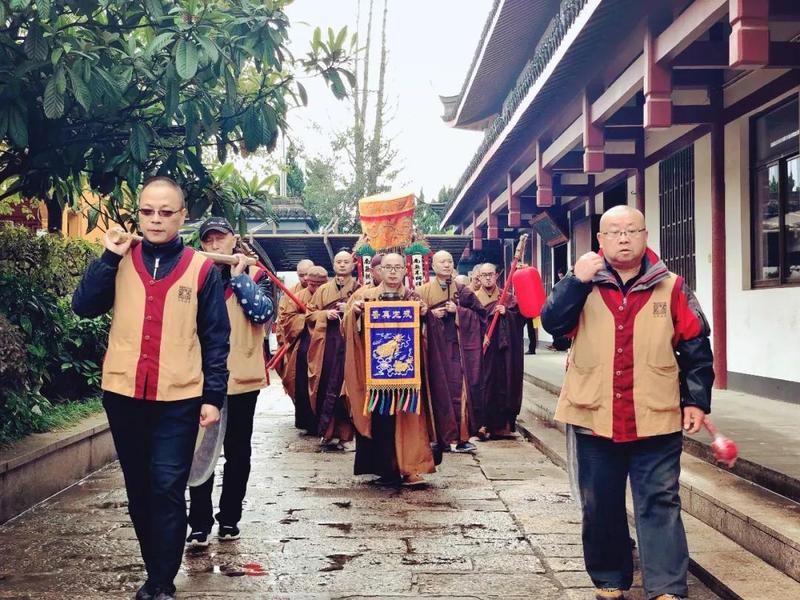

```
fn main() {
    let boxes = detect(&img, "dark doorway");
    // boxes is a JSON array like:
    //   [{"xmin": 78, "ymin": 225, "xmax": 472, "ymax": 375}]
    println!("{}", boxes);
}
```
[
  {"xmin": 554, "ymin": 243, "xmax": 568, "ymax": 283},
  {"xmin": 603, "ymin": 180, "xmax": 628, "ymax": 212}
]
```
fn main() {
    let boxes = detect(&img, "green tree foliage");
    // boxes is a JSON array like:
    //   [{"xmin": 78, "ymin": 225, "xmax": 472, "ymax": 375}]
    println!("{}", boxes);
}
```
[
  {"xmin": 285, "ymin": 142, "xmax": 305, "ymax": 198},
  {"xmin": 0, "ymin": 225, "xmax": 109, "ymax": 444},
  {"xmin": 303, "ymin": 154, "xmax": 357, "ymax": 233},
  {"xmin": 0, "ymin": 0, "xmax": 353, "ymax": 233}
]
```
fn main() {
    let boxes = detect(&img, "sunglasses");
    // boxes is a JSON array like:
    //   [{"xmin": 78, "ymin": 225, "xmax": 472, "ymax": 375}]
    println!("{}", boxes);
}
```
[{"xmin": 138, "ymin": 208, "xmax": 183, "ymax": 218}]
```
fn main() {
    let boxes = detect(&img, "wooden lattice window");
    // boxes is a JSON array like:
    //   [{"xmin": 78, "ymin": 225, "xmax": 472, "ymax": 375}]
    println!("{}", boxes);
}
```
[{"xmin": 658, "ymin": 145, "xmax": 696, "ymax": 289}]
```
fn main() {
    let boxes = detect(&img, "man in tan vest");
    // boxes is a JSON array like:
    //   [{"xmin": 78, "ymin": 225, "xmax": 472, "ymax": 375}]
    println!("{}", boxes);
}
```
[
  {"xmin": 186, "ymin": 217, "xmax": 274, "ymax": 547},
  {"xmin": 541, "ymin": 205, "xmax": 714, "ymax": 600},
  {"xmin": 72, "ymin": 177, "xmax": 229, "ymax": 600}
]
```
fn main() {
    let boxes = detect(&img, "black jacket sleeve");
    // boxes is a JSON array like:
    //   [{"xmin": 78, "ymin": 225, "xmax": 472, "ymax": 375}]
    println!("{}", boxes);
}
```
[
  {"xmin": 197, "ymin": 266, "xmax": 231, "ymax": 409},
  {"xmin": 540, "ymin": 273, "xmax": 593, "ymax": 337},
  {"xmin": 71, "ymin": 250, "xmax": 123, "ymax": 318},
  {"xmin": 676, "ymin": 336, "xmax": 714, "ymax": 413}
]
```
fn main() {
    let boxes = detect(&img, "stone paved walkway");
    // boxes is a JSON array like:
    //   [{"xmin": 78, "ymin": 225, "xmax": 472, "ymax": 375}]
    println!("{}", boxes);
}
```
[{"xmin": 0, "ymin": 378, "xmax": 718, "ymax": 599}]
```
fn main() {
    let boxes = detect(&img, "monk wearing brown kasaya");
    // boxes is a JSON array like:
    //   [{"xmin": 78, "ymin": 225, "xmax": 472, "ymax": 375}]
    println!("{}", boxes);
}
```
[
  {"xmin": 307, "ymin": 251, "xmax": 360, "ymax": 450},
  {"xmin": 416, "ymin": 251, "xmax": 485, "ymax": 454},
  {"xmin": 280, "ymin": 266, "xmax": 327, "ymax": 433},
  {"xmin": 475, "ymin": 262, "xmax": 525, "ymax": 440},
  {"xmin": 365, "ymin": 253, "xmax": 384, "ymax": 288},
  {"xmin": 343, "ymin": 252, "xmax": 435, "ymax": 486},
  {"xmin": 275, "ymin": 259, "xmax": 313, "ymax": 347}
]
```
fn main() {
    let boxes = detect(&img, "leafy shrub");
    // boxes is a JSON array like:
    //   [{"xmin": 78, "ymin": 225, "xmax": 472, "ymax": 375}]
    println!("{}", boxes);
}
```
[{"xmin": 0, "ymin": 225, "xmax": 107, "ymax": 445}]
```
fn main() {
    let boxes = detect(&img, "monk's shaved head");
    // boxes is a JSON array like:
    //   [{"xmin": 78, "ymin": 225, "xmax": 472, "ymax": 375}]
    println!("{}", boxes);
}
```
[
  {"xmin": 432, "ymin": 250, "xmax": 455, "ymax": 279},
  {"xmin": 454, "ymin": 274, "xmax": 470, "ymax": 286},
  {"xmin": 381, "ymin": 253, "xmax": 405, "ymax": 288},
  {"xmin": 478, "ymin": 263, "xmax": 497, "ymax": 275},
  {"xmin": 297, "ymin": 259, "xmax": 314, "ymax": 272},
  {"xmin": 307, "ymin": 266, "xmax": 328, "ymax": 280},
  {"xmin": 333, "ymin": 250, "xmax": 354, "ymax": 277}
]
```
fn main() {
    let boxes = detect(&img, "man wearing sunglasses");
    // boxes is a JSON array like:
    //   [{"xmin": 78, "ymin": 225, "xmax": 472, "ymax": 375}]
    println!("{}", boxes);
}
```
[
  {"xmin": 72, "ymin": 177, "xmax": 230, "ymax": 600},
  {"xmin": 541, "ymin": 205, "xmax": 714, "ymax": 600}
]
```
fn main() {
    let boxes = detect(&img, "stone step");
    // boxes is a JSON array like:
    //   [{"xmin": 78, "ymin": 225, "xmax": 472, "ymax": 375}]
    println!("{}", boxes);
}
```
[
  {"xmin": 518, "ymin": 381, "xmax": 800, "ymax": 597},
  {"xmin": 522, "ymin": 372, "xmax": 800, "ymax": 504}
]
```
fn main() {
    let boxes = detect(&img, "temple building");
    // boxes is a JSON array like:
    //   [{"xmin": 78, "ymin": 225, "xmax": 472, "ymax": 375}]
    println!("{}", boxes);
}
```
[{"xmin": 441, "ymin": 0, "xmax": 800, "ymax": 401}]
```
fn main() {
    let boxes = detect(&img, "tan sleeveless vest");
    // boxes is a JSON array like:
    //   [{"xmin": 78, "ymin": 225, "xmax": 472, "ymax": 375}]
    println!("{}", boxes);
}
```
[
  {"xmin": 102, "ymin": 245, "xmax": 212, "ymax": 401},
  {"xmin": 554, "ymin": 274, "xmax": 682, "ymax": 438},
  {"xmin": 226, "ymin": 265, "xmax": 268, "ymax": 394}
]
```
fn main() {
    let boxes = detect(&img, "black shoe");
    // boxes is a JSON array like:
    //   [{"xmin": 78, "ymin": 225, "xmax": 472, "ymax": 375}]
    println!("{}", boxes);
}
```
[
  {"xmin": 526, "ymin": 349, "xmax": 536, "ymax": 355},
  {"xmin": 218, "ymin": 524, "xmax": 240, "ymax": 540},
  {"xmin": 185, "ymin": 529, "xmax": 209, "ymax": 547},
  {"xmin": 135, "ymin": 583, "xmax": 155, "ymax": 600},
  {"xmin": 153, "ymin": 589, "xmax": 176, "ymax": 600},
  {"xmin": 453, "ymin": 441, "xmax": 477, "ymax": 453}
]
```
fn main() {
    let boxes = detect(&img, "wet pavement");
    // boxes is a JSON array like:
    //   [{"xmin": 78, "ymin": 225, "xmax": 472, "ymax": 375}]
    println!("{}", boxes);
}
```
[{"xmin": 0, "ymin": 378, "xmax": 720, "ymax": 599}]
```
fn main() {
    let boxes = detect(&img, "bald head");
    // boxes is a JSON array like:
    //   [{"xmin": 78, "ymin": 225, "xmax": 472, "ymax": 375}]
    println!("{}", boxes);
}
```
[
  {"xmin": 454, "ymin": 274, "xmax": 470, "ymax": 286},
  {"xmin": 432, "ymin": 250, "xmax": 455, "ymax": 280},
  {"xmin": 477, "ymin": 263, "xmax": 498, "ymax": 291},
  {"xmin": 306, "ymin": 266, "xmax": 328, "ymax": 293},
  {"xmin": 381, "ymin": 253, "xmax": 405, "ymax": 289},
  {"xmin": 333, "ymin": 250, "xmax": 354, "ymax": 277},
  {"xmin": 370, "ymin": 253, "xmax": 384, "ymax": 285},
  {"xmin": 597, "ymin": 205, "xmax": 648, "ymax": 270},
  {"xmin": 296, "ymin": 259, "xmax": 314, "ymax": 287},
  {"xmin": 599, "ymin": 205, "xmax": 644, "ymax": 230}
]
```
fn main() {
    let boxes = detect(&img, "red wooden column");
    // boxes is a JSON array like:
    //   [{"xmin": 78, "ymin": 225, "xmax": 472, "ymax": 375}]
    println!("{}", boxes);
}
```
[
  {"xmin": 644, "ymin": 27, "xmax": 672, "ymax": 129},
  {"xmin": 729, "ymin": 0, "xmax": 769, "ymax": 68},
  {"xmin": 486, "ymin": 195, "xmax": 499, "ymax": 240},
  {"xmin": 634, "ymin": 129, "xmax": 646, "ymax": 214},
  {"xmin": 583, "ymin": 91, "xmax": 605, "ymax": 172},
  {"xmin": 536, "ymin": 140, "xmax": 553, "ymax": 207},
  {"xmin": 472, "ymin": 210, "xmax": 483, "ymax": 251},
  {"xmin": 507, "ymin": 172, "xmax": 521, "ymax": 227},
  {"xmin": 710, "ymin": 85, "xmax": 727, "ymax": 389}
]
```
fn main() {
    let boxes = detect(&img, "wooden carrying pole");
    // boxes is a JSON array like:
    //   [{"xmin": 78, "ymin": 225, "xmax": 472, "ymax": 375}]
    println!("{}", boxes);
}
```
[
  {"xmin": 107, "ymin": 229, "xmax": 307, "ymax": 313},
  {"xmin": 482, "ymin": 233, "xmax": 529, "ymax": 354}
]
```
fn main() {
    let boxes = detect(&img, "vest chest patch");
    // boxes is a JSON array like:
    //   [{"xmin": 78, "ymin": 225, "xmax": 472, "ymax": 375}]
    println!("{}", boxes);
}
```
[
  {"xmin": 177, "ymin": 285, "xmax": 193, "ymax": 303},
  {"xmin": 653, "ymin": 301, "xmax": 667, "ymax": 317}
]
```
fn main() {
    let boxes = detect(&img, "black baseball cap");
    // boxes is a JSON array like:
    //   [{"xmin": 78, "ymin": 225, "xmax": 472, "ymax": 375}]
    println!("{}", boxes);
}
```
[{"xmin": 199, "ymin": 216, "xmax": 235, "ymax": 239}]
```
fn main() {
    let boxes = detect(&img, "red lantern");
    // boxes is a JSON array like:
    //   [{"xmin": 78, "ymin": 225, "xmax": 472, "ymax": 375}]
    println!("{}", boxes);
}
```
[{"xmin": 512, "ymin": 267, "xmax": 546, "ymax": 318}]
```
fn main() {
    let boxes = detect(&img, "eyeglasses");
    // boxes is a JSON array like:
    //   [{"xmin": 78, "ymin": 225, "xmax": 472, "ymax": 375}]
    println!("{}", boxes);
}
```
[
  {"xmin": 600, "ymin": 228, "xmax": 646, "ymax": 239},
  {"xmin": 383, "ymin": 265, "xmax": 405, "ymax": 272},
  {"xmin": 479, "ymin": 273, "xmax": 496, "ymax": 278},
  {"xmin": 138, "ymin": 208, "xmax": 183, "ymax": 218}
]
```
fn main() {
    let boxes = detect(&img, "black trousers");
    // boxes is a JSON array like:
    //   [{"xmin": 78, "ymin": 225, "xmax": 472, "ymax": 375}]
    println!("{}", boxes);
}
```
[
  {"xmin": 525, "ymin": 319, "xmax": 537, "ymax": 353},
  {"xmin": 577, "ymin": 432, "xmax": 688, "ymax": 598},
  {"xmin": 188, "ymin": 391, "xmax": 259, "ymax": 531},
  {"xmin": 103, "ymin": 393, "xmax": 201, "ymax": 594}
]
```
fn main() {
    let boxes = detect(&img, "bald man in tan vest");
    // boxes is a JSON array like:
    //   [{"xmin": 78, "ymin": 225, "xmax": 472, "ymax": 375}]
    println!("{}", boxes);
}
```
[{"xmin": 541, "ymin": 205, "xmax": 714, "ymax": 600}]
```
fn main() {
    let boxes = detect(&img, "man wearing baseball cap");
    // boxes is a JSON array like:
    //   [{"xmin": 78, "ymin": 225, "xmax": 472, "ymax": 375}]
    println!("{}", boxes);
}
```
[{"xmin": 186, "ymin": 216, "xmax": 274, "ymax": 547}]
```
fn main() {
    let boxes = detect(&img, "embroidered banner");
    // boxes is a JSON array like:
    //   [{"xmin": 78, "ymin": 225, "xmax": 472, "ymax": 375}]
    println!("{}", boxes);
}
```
[{"xmin": 364, "ymin": 300, "xmax": 421, "ymax": 415}]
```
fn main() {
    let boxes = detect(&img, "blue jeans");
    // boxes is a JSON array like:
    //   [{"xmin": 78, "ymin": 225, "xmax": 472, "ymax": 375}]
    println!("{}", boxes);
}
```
[
  {"xmin": 576, "ymin": 432, "xmax": 688, "ymax": 599},
  {"xmin": 104, "ymin": 393, "xmax": 201, "ymax": 594}
]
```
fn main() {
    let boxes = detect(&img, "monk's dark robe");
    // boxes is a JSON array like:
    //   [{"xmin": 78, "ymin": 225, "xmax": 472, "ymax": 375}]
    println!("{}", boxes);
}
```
[
  {"xmin": 278, "ymin": 286, "xmax": 316, "ymax": 432},
  {"xmin": 416, "ymin": 279, "xmax": 485, "ymax": 445},
  {"xmin": 476, "ymin": 287, "xmax": 525, "ymax": 435},
  {"xmin": 342, "ymin": 284, "xmax": 435, "ymax": 479},
  {"xmin": 307, "ymin": 277, "xmax": 360, "ymax": 441}
]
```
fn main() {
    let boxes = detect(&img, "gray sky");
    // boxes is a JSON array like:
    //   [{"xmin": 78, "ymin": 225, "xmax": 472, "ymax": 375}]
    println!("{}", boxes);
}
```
[{"xmin": 282, "ymin": 0, "xmax": 492, "ymax": 200}]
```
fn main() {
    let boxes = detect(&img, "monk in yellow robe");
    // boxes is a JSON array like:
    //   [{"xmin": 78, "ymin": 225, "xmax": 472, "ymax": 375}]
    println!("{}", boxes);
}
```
[
  {"xmin": 275, "ymin": 259, "xmax": 313, "ymax": 346},
  {"xmin": 280, "ymin": 266, "xmax": 326, "ymax": 433},
  {"xmin": 342, "ymin": 252, "xmax": 435, "ymax": 486},
  {"xmin": 306, "ymin": 251, "xmax": 360, "ymax": 449}
]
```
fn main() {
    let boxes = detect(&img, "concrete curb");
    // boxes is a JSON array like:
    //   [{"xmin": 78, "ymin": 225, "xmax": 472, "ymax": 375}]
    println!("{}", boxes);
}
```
[{"xmin": 0, "ymin": 412, "xmax": 116, "ymax": 524}]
